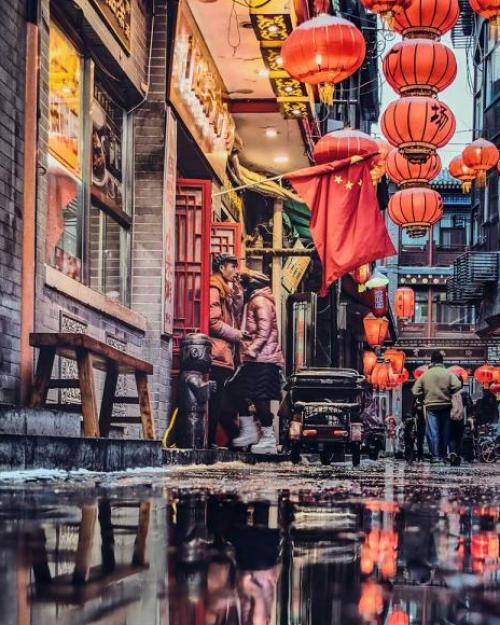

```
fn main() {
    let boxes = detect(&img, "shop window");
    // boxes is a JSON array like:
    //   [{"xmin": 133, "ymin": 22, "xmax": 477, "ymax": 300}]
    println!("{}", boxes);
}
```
[
  {"xmin": 414, "ymin": 289, "xmax": 429, "ymax": 324},
  {"xmin": 432, "ymin": 213, "xmax": 470, "ymax": 249},
  {"xmin": 432, "ymin": 291, "xmax": 474, "ymax": 326},
  {"xmin": 401, "ymin": 229, "xmax": 428, "ymax": 249},
  {"xmin": 47, "ymin": 23, "xmax": 131, "ymax": 305}
]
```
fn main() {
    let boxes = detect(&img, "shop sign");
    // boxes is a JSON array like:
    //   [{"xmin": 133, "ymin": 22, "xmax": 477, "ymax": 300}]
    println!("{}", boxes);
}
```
[
  {"xmin": 282, "ymin": 240, "xmax": 310, "ymax": 293},
  {"xmin": 169, "ymin": 0, "xmax": 235, "ymax": 182},
  {"xmin": 90, "ymin": 0, "xmax": 131, "ymax": 52},
  {"xmin": 162, "ymin": 108, "xmax": 178, "ymax": 337}
]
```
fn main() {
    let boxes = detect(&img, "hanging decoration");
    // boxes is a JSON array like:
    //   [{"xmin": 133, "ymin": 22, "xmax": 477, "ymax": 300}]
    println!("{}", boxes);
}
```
[
  {"xmin": 468, "ymin": 0, "xmax": 500, "ymax": 39},
  {"xmin": 386, "ymin": 150, "xmax": 441, "ymax": 188},
  {"xmin": 281, "ymin": 14, "xmax": 366, "ymax": 106},
  {"xmin": 351, "ymin": 263, "xmax": 374, "ymax": 292},
  {"xmin": 392, "ymin": 0, "xmax": 460, "ymax": 39},
  {"xmin": 388, "ymin": 187, "xmax": 443, "ymax": 238},
  {"xmin": 314, "ymin": 129, "xmax": 378, "ymax": 164},
  {"xmin": 414, "ymin": 365, "xmax": 428, "ymax": 379},
  {"xmin": 474, "ymin": 363, "xmax": 495, "ymax": 388},
  {"xmin": 371, "ymin": 139, "xmax": 392, "ymax": 185},
  {"xmin": 447, "ymin": 365, "xmax": 469, "ymax": 383},
  {"xmin": 359, "ymin": 0, "xmax": 412, "ymax": 28},
  {"xmin": 371, "ymin": 285, "xmax": 389, "ymax": 317},
  {"xmin": 381, "ymin": 97, "xmax": 456, "ymax": 164},
  {"xmin": 384, "ymin": 348, "xmax": 406, "ymax": 375},
  {"xmin": 365, "ymin": 270, "xmax": 390, "ymax": 290},
  {"xmin": 364, "ymin": 314, "xmax": 389, "ymax": 347},
  {"xmin": 394, "ymin": 287, "xmax": 415, "ymax": 320},
  {"xmin": 449, "ymin": 155, "xmax": 477, "ymax": 193},
  {"xmin": 462, "ymin": 138, "xmax": 500, "ymax": 187},
  {"xmin": 383, "ymin": 39, "xmax": 457, "ymax": 97},
  {"xmin": 363, "ymin": 350, "xmax": 378, "ymax": 377}
]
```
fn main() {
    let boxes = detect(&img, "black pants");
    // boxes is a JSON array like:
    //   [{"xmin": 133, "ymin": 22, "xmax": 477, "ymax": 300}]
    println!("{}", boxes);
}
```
[
  {"xmin": 208, "ymin": 366, "xmax": 239, "ymax": 445},
  {"xmin": 450, "ymin": 419, "xmax": 464, "ymax": 455}
]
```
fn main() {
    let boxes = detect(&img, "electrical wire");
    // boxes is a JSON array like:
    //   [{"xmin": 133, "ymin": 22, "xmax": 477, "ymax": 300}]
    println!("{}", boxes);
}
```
[{"xmin": 128, "ymin": 0, "xmax": 156, "ymax": 114}]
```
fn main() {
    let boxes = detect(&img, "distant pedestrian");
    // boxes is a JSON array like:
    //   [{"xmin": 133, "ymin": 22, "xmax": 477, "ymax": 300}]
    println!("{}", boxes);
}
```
[
  {"xmin": 412, "ymin": 351, "xmax": 462, "ymax": 464},
  {"xmin": 474, "ymin": 388, "xmax": 498, "ymax": 427}
]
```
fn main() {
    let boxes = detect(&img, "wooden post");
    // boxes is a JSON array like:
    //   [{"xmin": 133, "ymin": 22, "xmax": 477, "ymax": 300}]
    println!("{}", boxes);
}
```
[
  {"xmin": 135, "ymin": 372, "xmax": 156, "ymax": 440},
  {"xmin": 99, "ymin": 363, "xmax": 119, "ymax": 437},
  {"xmin": 76, "ymin": 349, "xmax": 100, "ymax": 438},
  {"xmin": 132, "ymin": 501, "xmax": 151, "ymax": 566},
  {"xmin": 73, "ymin": 504, "xmax": 97, "ymax": 585},
  {"xmin": 28, "ymin": 347, "xmax": 56, "ymax": 408}
]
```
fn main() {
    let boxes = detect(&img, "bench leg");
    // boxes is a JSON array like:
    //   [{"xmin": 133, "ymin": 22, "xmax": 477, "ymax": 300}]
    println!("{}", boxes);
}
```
[
  {"xmin": 132, "ymin": 501, "xmax": 151, "ymax": 566},
  {"xmin": 28, "ymin": 347, "xmax": 56, "ymax": 408},
  {"xmin": 73, "ymin": 504, "xmax": 97, "ymax": 585},
  {"xmin": 135, "ymin": 372, "xmax": 155, "ymax": 440},
  {"xmin": 76, "ymin": 349, "xmax": 100, "ymax": 438},
  {"xmin": 99, "ymin": 364, "xmax": 119, "ymax": 438}
]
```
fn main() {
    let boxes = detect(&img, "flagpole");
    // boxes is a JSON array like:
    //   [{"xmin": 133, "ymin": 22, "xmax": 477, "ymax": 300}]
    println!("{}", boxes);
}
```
[{"xmin": 211, "ymin": 174, "xmax": 284, "ymax": 197}]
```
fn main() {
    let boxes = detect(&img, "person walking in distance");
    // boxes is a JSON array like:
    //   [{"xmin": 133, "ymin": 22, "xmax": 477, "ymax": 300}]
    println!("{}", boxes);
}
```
[{"xmin": 411, "ymin": 351, "xmax": 462, "ymax": 464}]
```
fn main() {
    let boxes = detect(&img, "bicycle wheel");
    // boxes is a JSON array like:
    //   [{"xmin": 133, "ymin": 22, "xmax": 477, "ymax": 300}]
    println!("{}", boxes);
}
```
[{"xmin": 479, "ymin": 440, "xmax": 496, "ymax": 463}]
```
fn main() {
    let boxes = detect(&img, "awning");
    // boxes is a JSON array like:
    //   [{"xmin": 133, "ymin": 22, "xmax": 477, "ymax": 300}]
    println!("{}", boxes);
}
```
[{"xmin": 284, "ymin": 199, "xmax": 311, "ymax": 241}]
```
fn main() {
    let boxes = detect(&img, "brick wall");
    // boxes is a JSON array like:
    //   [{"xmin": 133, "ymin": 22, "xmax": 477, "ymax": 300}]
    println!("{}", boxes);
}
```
[{"xmin": 0, "ymin": 0, "xmax": 26, "ymax": 405}]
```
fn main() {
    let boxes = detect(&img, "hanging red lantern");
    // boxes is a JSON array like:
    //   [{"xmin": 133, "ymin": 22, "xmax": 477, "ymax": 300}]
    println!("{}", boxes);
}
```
[
  {"xmin": 397, "ymin": 368, "xmax": 410, "ymax": 384},
  {"xmin": 449, "ymin": 155, "xmax": 477, "ymax": 193},
  {"xmin": 364, "ymin": 314, "xmax": 389, "ymax": 347},
  {"xmin": 384, "ymin": 348, "xmax": 406, "ymax": 375},
  {"xmin": 381, "ymin": 97, "xmax": 456, "ymax": 164},
  {"xmin": 314, "ymin": 129, "xmax": 378, "ymax": 164},
  {"xmin": 371, "ymin": 139, "xmax": 392, "ymax": 185},
  {"xmin": 383, "ymin": 39, "xmax": 457, "ymax": 97},
  {"xmin": 386, "ymin": 150, "xmax": 441, "ymax": 188},
  {"xmin": 414, "ymin": 365, "xmax": 428, "ymax": 379},
  {"xmin": 474, "ymin": 363, "xmax": 495, "ymax": 388},
  {"xmin": 447, "ymin": 365, "xmax": 469, "ymax": 383},
  {"xmin": 363, "ymin": 351, "xmax": 378, "ymax": 377},
  {"xmin": 468, "ymin": 0, "xmax": 500, "ymax": 38},
  {"xmin": 392, "ymin": 0, "xmax": 460, "ymax": 39},
  {"xmin": 462, "ymin": 138, "xmax": 500, "ymax": 187},
  {"xmin": 281, "ymin": 14, "xmax": 366, "ymax": 106},
  {"xmin": 351, "ymin": 263, "xmax": 373, "ymax": 293},
  {"xmin": 394, "ymin": 287, "xmax": 415, "ymax": 320},
  {"xmin": 359, "ymin": 0, "xmax": 412, "ymax": 27},
  {"xmin": 372, "ymin": 361, "xmax": 394, "ymax": 390},
  {"xmin": 388, "ymin": 609, "xmax": 410, "ymax": 625},
  {"xmin": 371, "ymin": 285, "xmax": 389, "ymax": 317},
  {"xmin": 388, "ymin": 187, "xmax": 444, "ymax": 239}
]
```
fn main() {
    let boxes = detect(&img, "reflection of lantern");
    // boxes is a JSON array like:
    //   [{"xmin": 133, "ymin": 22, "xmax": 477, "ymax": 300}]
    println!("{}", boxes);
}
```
[
  {"xmin": 462, "ymin": 138, "xmax": 500, "ymax": 187},
  {"xmin": 381, "ymin": 97, "xmax": 456, "ymax": 164},
  {"xmin": 384, "ymin": 348, "xmax": 406, "ymax": 375},
  {"xmin": 352, "ymin": 263, "xmax": 373, "ymax": 292},
  {"xmin": 449, "ymin": 155, "xmax": 477, "ymax": 193},
  {"xmin": 388, "ymin": 187, "xmax": 444, "ymax": 239},
  {"xmin": 392, "ymin": 0, "xmax": 460, "ymax": 39},
  {"xmin": 397, "ymin": 368, "xmax": 410, "ymax": 384},
  {"xmin": 394, "ymin": 287, "xmax": 415, "ymax": 320},
  {"xmin": 364, "ymin": 314, "xmax": 389, "ymax": 347},
  {"xmin": 314, "ymin": 129, "xmax": 378, "ymax": 164},
  {"xmin": 383, "ymin": 39, "xmax": 457, "ymax": 97},
  {"xmin": 359, "ymin": 0, "xmax": 411, "ymax": 27},
  {"xmin": 281, "ymin": 15, "xmax": 366, "ymax": 106},
  {"xmin": 363, "ymin": 351, "xmax": 378, "ymax": 376},
  {"xmin": 447, "ymin": 365, "xmax": 469, "ymax": 383},
  {"xmin": 358, "ymin": 582, "xmax": 384, "ymax": 620},
  {"xmin": 474, "ymin": 363, "xmax": 495, "ymax": 388},
  {"xmin": 372, "ymin": 362, "xmax": 394, "ymax": 390},
  {"xmin": 389, "ymin": 610, "xmax": 410, "ymax": 625},
  {"xmin": 371, "ymin": 286, "xmax": 389, "ymax": 317},
  {"xmin": 386, "ymin": 150, "xmax": 442, "ymax": 188},
  {"xmin": 414, "ymin": 365, "xmax": 428, "ymax": 379},
  {"xmin": 468, "ymin": 1, "xmax": 500, "ymax": 38}
]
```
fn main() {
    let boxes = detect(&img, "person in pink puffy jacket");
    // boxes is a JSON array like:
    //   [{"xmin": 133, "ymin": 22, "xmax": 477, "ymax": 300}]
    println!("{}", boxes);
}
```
[{"xmin": 228, "ymin": 274, "xmax": 284, "ymax": 454}]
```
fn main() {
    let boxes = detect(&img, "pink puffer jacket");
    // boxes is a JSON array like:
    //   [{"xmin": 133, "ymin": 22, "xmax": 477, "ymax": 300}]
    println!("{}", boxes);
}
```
[{"xmin": 241, "ymin": 287, "xmax": 284, "ymax": 367}]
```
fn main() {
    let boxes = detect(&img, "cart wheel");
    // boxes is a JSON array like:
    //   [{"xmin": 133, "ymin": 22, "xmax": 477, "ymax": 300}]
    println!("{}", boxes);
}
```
[
  {"xmin": 479, "ymin": 440, "xmax": 496, "ymax": 463},
  {"xmin": 352, "ymin": 442, "xmax": 361, "ymax": 467},
  {"xmin": 290, "ymin": 444, "xmax": 301, "ymax": 465},
  {"xmin": 320, "ymin": 448, "xmax": 333, "ymax": 466}
]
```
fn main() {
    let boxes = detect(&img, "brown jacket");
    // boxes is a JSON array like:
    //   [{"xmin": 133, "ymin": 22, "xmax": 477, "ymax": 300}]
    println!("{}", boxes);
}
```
[
  {"xmin": 241, "ymin": 287, "xmax": 284, "ymax": 367},
  {"xmin": 209, "ymin": 274, "xmax": 244, "ymax": 370}
]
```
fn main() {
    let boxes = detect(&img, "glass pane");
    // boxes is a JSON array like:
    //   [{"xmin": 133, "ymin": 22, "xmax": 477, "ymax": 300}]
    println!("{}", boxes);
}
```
[
  {"xmin": 486, "ymin": 45, "xmax": 500, "ymax": 107},
  {"xmin": 414, "ymin": 290, "xmax": 428, "ymax": 323},
  {"xmin": 89, "ymin": 207, "xmax": 130, "ymax": 305}
]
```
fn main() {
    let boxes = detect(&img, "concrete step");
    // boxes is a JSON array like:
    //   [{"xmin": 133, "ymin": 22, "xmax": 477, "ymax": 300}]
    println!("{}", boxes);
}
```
[{"xmin": 0, "ymin": 407, "xmax": 81, "ymax": 437}]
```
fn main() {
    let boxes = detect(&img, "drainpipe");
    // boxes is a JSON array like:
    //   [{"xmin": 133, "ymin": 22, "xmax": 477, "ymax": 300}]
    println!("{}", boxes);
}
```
[{"xmin": 20, "ymin": 0, "xmax": 40, "ymax": 404}]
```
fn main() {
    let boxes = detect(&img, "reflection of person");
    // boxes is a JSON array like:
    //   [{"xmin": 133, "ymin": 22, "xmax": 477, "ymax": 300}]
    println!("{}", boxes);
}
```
[
  {"xmin": 412, "ymin": 398, "xmax": 426, "ymax": 460},
  {"xmin": 412, "ymin": 351, "xmax": 461, "ymax": 463}
]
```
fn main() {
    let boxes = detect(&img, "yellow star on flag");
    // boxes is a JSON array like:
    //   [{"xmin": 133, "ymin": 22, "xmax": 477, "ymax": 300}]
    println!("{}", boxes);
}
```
[
  {"xmin": 345, "ymin": 180, "xmax": 354, "ymax": 190},
  {"xmin": 334, "ymin": 175, "xmax": 343, "ymax": 184}
]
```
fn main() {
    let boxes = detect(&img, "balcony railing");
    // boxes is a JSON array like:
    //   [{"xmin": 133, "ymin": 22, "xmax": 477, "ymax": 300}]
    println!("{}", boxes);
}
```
[{"xmin": 447, "ymin": 251, "xmax": 499, "ymax": 303}]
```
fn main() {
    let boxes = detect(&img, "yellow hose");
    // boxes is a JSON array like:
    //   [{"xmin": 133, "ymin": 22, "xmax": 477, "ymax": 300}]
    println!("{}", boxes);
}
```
[{"xmin": 162, "ymin": 408, "xmax": 178, "ymax": 449}]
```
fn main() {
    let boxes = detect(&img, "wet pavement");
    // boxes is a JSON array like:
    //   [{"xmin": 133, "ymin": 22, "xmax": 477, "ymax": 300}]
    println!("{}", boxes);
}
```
[{"xmin": 0, "ymin": 459, "xmax": 499, "ymax": 625}]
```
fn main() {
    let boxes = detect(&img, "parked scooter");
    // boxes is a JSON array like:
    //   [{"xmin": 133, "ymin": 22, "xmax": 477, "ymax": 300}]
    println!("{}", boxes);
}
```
[{"xmin": 361, "ymin": 390, "xmax": 385, "ymax": 461}]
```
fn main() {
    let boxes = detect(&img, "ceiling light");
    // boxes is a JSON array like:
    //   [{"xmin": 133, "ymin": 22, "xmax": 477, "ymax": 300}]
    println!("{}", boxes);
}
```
[
  {"xmin": 265, "ymin": 127, "xmax": 278, "ymax": 138},
  {"xmin": 259, "ymin": 68, "xmax": 270, "ymax": 78},
  {"xmin": 267, "ymin": 24, "xmax": 279, "ymax": 33},
  {"xmin": 284, "ymin": 85, "xmax": 294, "ymax": 93},
  {"xmin": 273, "ymin": 155, "xmax": 289, "ymax": 164}
]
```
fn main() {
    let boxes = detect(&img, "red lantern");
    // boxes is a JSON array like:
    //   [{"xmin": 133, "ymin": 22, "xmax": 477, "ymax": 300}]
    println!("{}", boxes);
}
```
[
  {"xmin": 389, "ymin": 609, "xmax": 410, "ymax": 625},
  {"xmin": 384, "ymin": 348, "xmax": 406, "ymax": 375},
  {"xmin": 474, "ymin": 363, "xmax": 495, "ymax": 388},
  {"xmin": 397, "ymin": 368, "xmax": 410, "ymax": 384},
  {"xmin": 359, "ymin": 0, "xmax": 412, "ymax": 27},
  {"xmin": 363, "ymin": 351, "xmax": 378, "ymax": 377},
  {"xmin": 386, "ymin": 150, "xmax": 441, "ymax": 188},
  {"xmin": 371, "ymin": 286, "xmax": 389, "ymax": 317},
  {"xmin": 394, "ymin": 287, "xmax": 415, "ymax": 320},
  {"xmin": 448, "ymin": 365, "xmax": 469, "ymax": 383},
  {"xmin": 392, "ymin": 0, "xmax": 460, "ymax": 39},
  {"xmin": 381, "ymin": 97, "xmax": 456, "ymax": 164},
  {"xmin": 281, "ymin": 14, "xmax": 366, "ymax": 106},
  {"xmin": 371, "ymin": 139, "xmax": 392, "ymax": 184},
  {"xmin": 414, "ymin": 365, "xmax": 428, "ymax": 379},
  {"xmin": 388, "ymin": 187, "xmax": 444, "ymax": 239},
  {"xmin": 372, "ymin": 361, "xmax": 394, "ymax": 390},
  {"xmin": 383, "ymin": 39, "xmax": 457, "ymax": 97},
  {"xmin": 462, "ymin": 138, "xmax": 500, "ymax": 187},
  {"xmin": 449, "ymin": 155, "xmax": 477, "ymax": 193},
  {"xmin": 314, "ymin": 129, "xmax": 378, "ymax": 164},
  {"xmin": 364, "ymin": 314, "xmax": 389, "ymax": 347},
  {"xmin": 468, "ymin": 0, "xmax": 500, "ymax": 38}
]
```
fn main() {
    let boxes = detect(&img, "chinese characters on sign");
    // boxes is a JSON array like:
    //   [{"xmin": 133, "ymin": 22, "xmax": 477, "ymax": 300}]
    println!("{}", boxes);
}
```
[
  {"xmin": 163, "ymin": 109, "xmax": 178, "ymax": 336},
  {"xmin": 90, "ymin": 0, "xmax": 131, "ymax": 52}
]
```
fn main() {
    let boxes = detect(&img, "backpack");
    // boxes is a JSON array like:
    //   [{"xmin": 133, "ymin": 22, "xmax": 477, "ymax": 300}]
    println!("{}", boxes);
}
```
[{"xmin": 450, "ymin": 391, "xmax": 464, "ymax": 421}]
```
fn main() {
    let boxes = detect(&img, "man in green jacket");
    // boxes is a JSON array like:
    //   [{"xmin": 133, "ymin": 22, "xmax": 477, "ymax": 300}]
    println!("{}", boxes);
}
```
[{"xmin": 412, "ymin": 351, "xmax": 462, "ymax": 464}]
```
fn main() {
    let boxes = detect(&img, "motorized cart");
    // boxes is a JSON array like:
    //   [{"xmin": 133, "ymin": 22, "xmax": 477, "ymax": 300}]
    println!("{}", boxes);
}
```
[{"xmin": 285, "ymin": 368, "xmax": 367, "ymax": 466}]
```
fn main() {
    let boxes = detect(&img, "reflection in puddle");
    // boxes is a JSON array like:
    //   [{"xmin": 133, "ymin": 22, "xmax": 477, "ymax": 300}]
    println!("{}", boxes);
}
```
[{"xmin": 0, "ymin": 487, "xmax": 499, "ymax": 624}]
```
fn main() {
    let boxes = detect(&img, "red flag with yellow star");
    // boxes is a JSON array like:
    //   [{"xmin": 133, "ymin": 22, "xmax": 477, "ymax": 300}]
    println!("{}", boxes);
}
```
[{"xmin": 285, "ymin": 154, "xmax": 396, "ymax": 297}]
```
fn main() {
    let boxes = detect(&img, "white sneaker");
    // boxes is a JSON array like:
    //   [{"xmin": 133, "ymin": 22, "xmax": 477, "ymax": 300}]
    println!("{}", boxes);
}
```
[
  {"xmin": 232, "ymin": 416, "xmax": 259, "ymax": 448},
  {"xmin": 251, "ymin": 427, "xmax": 278, "ymax": 455}
]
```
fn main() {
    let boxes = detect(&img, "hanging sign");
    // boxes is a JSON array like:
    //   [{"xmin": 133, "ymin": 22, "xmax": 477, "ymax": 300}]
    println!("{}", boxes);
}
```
[
  {"xmin": 282, "ymin": 241, "xmax": 311, "ymax": 294},
  {"xmin": 90, "ymin": 0, "xmax": 131, "ymax": 52}
]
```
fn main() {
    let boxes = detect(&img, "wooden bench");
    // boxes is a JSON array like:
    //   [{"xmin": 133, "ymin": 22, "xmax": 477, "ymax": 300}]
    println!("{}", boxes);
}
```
[{"xmin": 28, "ymin": 333, "xmax": 155, "ymax": 439}]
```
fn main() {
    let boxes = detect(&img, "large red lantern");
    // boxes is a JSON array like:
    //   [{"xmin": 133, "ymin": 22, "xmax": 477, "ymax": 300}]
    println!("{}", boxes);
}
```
[
  {"xmin": 314, "ymin": 129, "xmax": 378, "ymax": 164},
  {"xmin": 383, "ymin": 39, "xmax": 457, "ymax": 97},
  {"xmin": 462, "ymin": 138, "xmax": 500, "ymax": 187},
  {"xmin": 394, "ymin": 287, "xmax": 415, "ymax": 320},
  {"xmin": 447, "ymin": 365, "xmax": 469, "ymax": 383},
  {"xmin": 359, "ymin": 0, "xmax": 412, "ymax": 26},
  {"xmin": 384, "ymin": 348, "xmax": 406, "ymax": 375},
  {"xmin": 363, "ymin": 351, "xmax": 378, "ymax": 377},
  {"xmin": 468, "ymin": 0, "xmax": 500, "ymax": 38},
  {"xmin": 386, "ymin": 150, "xmax": 441, "ymax": 187},
  {"xmin": 364, "ymin": 314, "xmax": 389, "ymax": 347},
  {"xmin": 381, "ymin": 97, "xmax": 456, "ymax": 164},
  {"xmin": 371, "ymin": 286, "xmax": 389, "ymax": 317},
  {"xmin": 449, "ymin": 155, "xmax": 477, "ymax": 193},
  {"xmin": 392, "ymin": 0, "xmax": 460, "ymax": 39},
  {"xmin": 372, "ymin": 361, "xmax": 394, "ymax": 390},
  {"xmin": 474, "ymin": 363, "xmax": 495, "ymax": 388},
  {"xmin": 414, "ymin": 365, "xmax": 428, "ymax": 379},
  {"xmin": 281, "ymin": 14, "xmax": 366, "ymax": 106},
  {"xmin": 388, "ymin": 187, "xmax": 443, "ymax": 238}
]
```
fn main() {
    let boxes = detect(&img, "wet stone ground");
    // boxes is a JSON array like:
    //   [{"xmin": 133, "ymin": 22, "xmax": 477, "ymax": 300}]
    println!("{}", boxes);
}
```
[{"xmin": 0, "ymin": 459, "xmax": 499, "ymax": 625}]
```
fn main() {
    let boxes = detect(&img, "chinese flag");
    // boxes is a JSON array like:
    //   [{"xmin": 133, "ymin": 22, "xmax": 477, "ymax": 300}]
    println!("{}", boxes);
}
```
[{"xmin": 286, "ymin": 155, "xmax": 396, "ymax": 297}]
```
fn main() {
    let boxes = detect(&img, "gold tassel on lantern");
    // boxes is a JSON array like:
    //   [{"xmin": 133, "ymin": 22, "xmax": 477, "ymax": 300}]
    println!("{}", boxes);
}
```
[
  {"xmin": 462, "ymin": 180, "xmax": 472, "ymax": 193},
  {"xmin": 382, "ymin": 11, "xmax": 395, "ymax": 29},
  {"xmin": 318, "ymin": 83, "xmax": 335, "ymax": 107}
]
